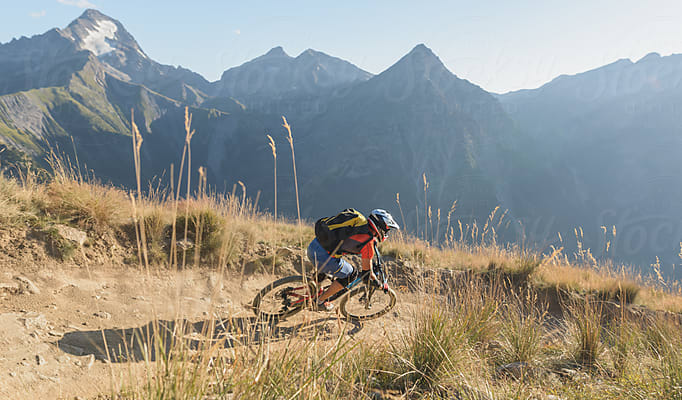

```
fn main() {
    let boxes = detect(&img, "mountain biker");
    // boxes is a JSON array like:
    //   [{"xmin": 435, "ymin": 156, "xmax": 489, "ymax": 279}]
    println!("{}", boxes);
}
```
[{"xmin": 307, "ymin": 209, "xmax": 400, "ymax": 311}]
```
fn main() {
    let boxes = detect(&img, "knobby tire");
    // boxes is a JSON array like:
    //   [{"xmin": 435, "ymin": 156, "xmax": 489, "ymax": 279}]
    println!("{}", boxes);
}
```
[
  {"xmin": 339, "ymin": 284, "xmax": 397, "ymax": 322},
  {"xmin": 252, "ymin": 275, "xmax": 316, "ymax": 321}
]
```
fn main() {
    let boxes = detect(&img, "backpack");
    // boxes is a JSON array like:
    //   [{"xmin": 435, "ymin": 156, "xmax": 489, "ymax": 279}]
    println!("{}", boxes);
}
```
[{"xmin": 314, "ymin": 208, "xmax": 372, "ymax": 254}]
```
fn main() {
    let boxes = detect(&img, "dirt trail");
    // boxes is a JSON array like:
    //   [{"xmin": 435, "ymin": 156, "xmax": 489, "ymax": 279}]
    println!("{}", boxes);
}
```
[{"xmin": 0, "ymin": 264, "xmax": 414, "ymax": 399}]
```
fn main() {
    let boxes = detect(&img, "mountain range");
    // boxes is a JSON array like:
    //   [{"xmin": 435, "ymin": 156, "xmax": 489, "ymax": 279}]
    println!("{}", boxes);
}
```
[
  {"xmin": 499, "ymin": 53, "xmax": 682, "ymax": 272},
  {"xmin": 1, "ymin": 9, "xmax": 681, "ymax": 278}
]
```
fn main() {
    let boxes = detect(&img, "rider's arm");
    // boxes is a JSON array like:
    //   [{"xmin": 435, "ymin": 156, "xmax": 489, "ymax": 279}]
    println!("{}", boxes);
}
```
[
  {"xmin": 361, "ymin": 258, "xmax": 378, "ymax": 280},
  {"xmin": 360, "ymin": 238, "xmax": 378, "ymax": 282}
]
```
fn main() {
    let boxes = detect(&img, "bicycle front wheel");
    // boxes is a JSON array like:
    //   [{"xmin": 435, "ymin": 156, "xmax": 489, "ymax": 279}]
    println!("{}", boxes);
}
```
[
  {"xmin": 339, "ymin": 284, "xmax": 397, "ymax": 322},
  {"xmin": 252, "ymin": 275, "xmax": 316, "ymax": 321}
]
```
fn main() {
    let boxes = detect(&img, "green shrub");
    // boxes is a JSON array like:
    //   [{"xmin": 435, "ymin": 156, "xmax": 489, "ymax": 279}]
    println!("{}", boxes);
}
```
[
  {"xmin": 175, "ymin": 207, "xmax": 225, "ymax": 263},
  {"xmin": 143, "ymin": 212, "xmax": 170, "ymax": 265}
]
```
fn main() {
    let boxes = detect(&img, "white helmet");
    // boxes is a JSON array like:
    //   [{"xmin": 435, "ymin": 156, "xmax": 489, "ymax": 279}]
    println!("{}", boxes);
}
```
[{"xmin": 368, "ymin": 209, "xmax": 400, "ymax": 241}]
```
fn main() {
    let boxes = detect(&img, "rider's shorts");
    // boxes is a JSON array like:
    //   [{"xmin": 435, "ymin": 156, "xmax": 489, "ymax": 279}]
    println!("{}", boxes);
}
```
[{"xmin": 307, "ymin": 238, "xmax": 355, "ymax": 280}]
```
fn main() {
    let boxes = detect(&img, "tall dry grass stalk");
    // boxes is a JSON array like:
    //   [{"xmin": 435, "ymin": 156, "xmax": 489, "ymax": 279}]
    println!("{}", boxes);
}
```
[
  {"xmin": 415, "ymin": 204, "xmax": 419, "ymax": 240},
  {"xmin": 428, "ymin": 206, "xmax": 433, "ymax": 245},
  {"xmin": 267, "ymin": 134, "xmax": 277, "ymax": 220},
  {"xmin": 422, "ymin": 172, "xmax": 428, "ymax": 241},
  {"xmin": 237, "ymin": 180, "xmax": 247, "ymax": 216},
  {"xmin": 281, "ymin": 116, "xmax": 300, "ymax": 224},
  {"xmin": 436, "ymin": 208, "xmax": 441, "ymax": 245},
  {"xmin": 69, "ymin": 136, "xmax": 83, "ymax": 183},
  {"xmin": 181, "ymin": 108, "xmax": 197, "ymax": 268},
  {"xmin": 445, "ymin": 201, "xmax": 457, "ymax": 247},
  {"xmin": 165, "ymin": 107, "xmax": 197, "ymax": 269},
  {"xmin": 281, "ymin": 115, "xmax": 308, "ymax": 281},
  {"xmin": 396, "ymin": 192, "xmax": 407, "ymax": 232},
  {"xmin": 131, "ymin": 110, "xmax": 149, "ymax": 269},
  {"xmin": 168, "ymin": 108, "xmax": 195, "ymax": 268},
  {"xmin": 191, "ymin": 167, "xmax": 207, "ymax": 267},
  {"xmin": 267, "ymin": 135, "xmax": 278, "ymax": 275}
]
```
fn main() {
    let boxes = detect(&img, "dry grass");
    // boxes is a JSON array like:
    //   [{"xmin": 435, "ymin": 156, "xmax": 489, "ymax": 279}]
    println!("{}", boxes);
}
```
[
  {"xmin": 564, "ymin": 297, "xmax": 605, "ymax": 369},
  {"xmin": 112, "ymin": 279, "xmax": 682, "ymax": 400},
  {"xmin": 43, "ymin": 178, "xmax": 129, "ymax": 231},
  {"xmin": 1, "ymin": 156, "xmax": 680, "ymax": 398},
  {"xmin": 0, "ymin": 176, "xmax": 29, "ymax": 226},
  {"xmin": 637, "ymin": 287, "xmax": 682, "ymax": 313},
  {"xmin": 0, "ymin": 165, "xmax": 49, "ymax": 226},
  {"xmin": 495, "ymin": 291, "xmax": 547, "ymax": 367},
  {"xmin": 0, "ymin": 157, "xmax": 679, "ymax": 313},
  {"xmin": 380, "ymin": 231, "xmax": 509, "ymax": 272},
  {"xmin": 3, "ymin": 112, "xmax": 682, "ymax": 399}
]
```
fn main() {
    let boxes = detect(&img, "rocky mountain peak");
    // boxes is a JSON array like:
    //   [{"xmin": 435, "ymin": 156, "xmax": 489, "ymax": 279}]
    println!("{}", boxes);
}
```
[
  {"xmin": 409, "ymin": 43, "xmax": 433, "ymax": 56},
  {"xmin": 263, "ymin": 46, "xmax": 289, "ymax": 58},
  {"xmin": 214, "ymin": 46, "xmax": 371, "ymax": 101},
  {"xmin": 78, "ymin": 8, "xmax": 110, "ymax": 22},
  {"xmin": 63, "ymin": 9, "xmax": 147, "ymax": 59},
  {"xmin": 375, "ymin": 43, "xmax": 454, "ymax": 87},
  {"xmin": 401, "ymin": 43, "xmax": 448, "ymax": 71}
]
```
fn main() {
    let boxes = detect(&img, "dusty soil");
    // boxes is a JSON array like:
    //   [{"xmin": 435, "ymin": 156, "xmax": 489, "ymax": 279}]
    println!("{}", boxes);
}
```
[{"xmin": 0, "ymin": 261, "xmax": 415, "ymax": 399}]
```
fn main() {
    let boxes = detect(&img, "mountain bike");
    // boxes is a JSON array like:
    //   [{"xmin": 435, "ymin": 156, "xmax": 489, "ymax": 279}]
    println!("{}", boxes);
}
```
[{"xmin": 251, "ymin": 254, "xmax": 397, "ymax": 323}]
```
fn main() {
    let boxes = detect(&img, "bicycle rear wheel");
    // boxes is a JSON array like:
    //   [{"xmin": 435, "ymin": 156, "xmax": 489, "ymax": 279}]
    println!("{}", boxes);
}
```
[
  {"xmin": 339, "ymin": 284, "xmax": 397, "ymax": 322},
  {"xmin": 252, "ymin": 275, "xmax": 316, "ymax": 321}
]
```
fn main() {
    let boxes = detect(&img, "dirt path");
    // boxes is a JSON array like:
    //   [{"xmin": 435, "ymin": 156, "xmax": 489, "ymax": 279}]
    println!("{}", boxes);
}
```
[{"xmin": 0, "ymin": 264, "xmax": 413, "ymax": 399}]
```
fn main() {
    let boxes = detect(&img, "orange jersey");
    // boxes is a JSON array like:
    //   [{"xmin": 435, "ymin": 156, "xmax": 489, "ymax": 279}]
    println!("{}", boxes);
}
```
[{"xmin": 340, "ymin": 233, "xmax": 376, "ymax": 259}]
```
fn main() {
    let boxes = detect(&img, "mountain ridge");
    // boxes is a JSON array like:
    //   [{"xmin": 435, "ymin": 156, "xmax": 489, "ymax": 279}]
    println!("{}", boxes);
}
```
[
  {"xmin": 499, "ymin": 50, "xmax": 682, "ymax": 274},
  {"xmin": 212, "ymin": 45, "xmax": 373, "ymax": 104}
]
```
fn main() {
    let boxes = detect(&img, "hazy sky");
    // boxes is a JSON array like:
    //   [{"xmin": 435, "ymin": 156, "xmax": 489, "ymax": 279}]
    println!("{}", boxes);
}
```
[{"xmin": 3, "ymin": 0, "xmax": 682, "ymax": 93}]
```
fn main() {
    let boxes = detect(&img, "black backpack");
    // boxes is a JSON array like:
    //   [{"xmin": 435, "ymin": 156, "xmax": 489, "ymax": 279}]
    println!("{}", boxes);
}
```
[{"xmin": 314, "ymin": 209, "xmax": 372, "ymax": 254}]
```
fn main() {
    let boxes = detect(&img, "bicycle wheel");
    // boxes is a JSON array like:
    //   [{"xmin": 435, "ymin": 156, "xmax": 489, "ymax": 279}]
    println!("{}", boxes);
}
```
[
  {"xmin": 339, "ymin": 284, "xmax": 397, "ymax": 322},
  {"xmin": 252, "ymin": 275, "xmax": 316, "ymax": 321}
]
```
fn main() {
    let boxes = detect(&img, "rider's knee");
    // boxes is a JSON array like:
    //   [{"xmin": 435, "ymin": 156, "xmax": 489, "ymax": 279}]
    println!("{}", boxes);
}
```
[{"xmin": 336, "ymin": 266, "xmax": 358, "ymax": 287}]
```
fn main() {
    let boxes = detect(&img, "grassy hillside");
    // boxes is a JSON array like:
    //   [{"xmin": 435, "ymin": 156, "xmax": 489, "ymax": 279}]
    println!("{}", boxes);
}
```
[{"xmin": 0, "ymin": 141, "xmax": 681, "ymax": 399}]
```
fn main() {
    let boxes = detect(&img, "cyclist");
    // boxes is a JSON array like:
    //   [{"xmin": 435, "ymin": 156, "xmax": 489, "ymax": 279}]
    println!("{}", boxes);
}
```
[{"xmin": 307, "ymin": 209, "xmax": 400, "ymax": 311}]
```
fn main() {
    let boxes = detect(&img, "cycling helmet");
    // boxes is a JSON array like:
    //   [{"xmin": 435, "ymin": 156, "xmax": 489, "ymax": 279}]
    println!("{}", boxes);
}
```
[{"xmin": 368, "ymin": 209, "xmax": 400, "ymax": 241}]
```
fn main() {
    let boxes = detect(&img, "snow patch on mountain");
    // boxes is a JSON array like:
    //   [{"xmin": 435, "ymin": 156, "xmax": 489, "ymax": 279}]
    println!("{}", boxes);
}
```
[{"xmin": 81, "ymin": 20, "xmax": 117, "ymax": 56}]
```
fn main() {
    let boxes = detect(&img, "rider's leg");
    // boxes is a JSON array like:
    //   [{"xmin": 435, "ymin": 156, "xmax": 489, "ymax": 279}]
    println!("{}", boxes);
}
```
[
  {"xmin": 318, "ymin": 262, "xmax": 358, "ymax": 302},
  {"xmin": 307, "ymin": 238, "xmax": 355, "ymax": 308},
  {"xmin": 317, "ymin": 280, "xmax": 344, "ymax": 302}
]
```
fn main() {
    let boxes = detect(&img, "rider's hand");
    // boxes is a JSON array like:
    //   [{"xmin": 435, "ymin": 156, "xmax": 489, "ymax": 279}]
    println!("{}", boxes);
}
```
[{"xmin": 369, "ymin": 272, "xmax": 388, "ymax": 290}]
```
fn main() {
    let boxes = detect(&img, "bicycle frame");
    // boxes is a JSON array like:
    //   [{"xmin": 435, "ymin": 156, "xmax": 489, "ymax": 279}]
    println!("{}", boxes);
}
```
[{"xmin": 316, "ymin": 258, "xmax": 389, "ymax": 304}]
